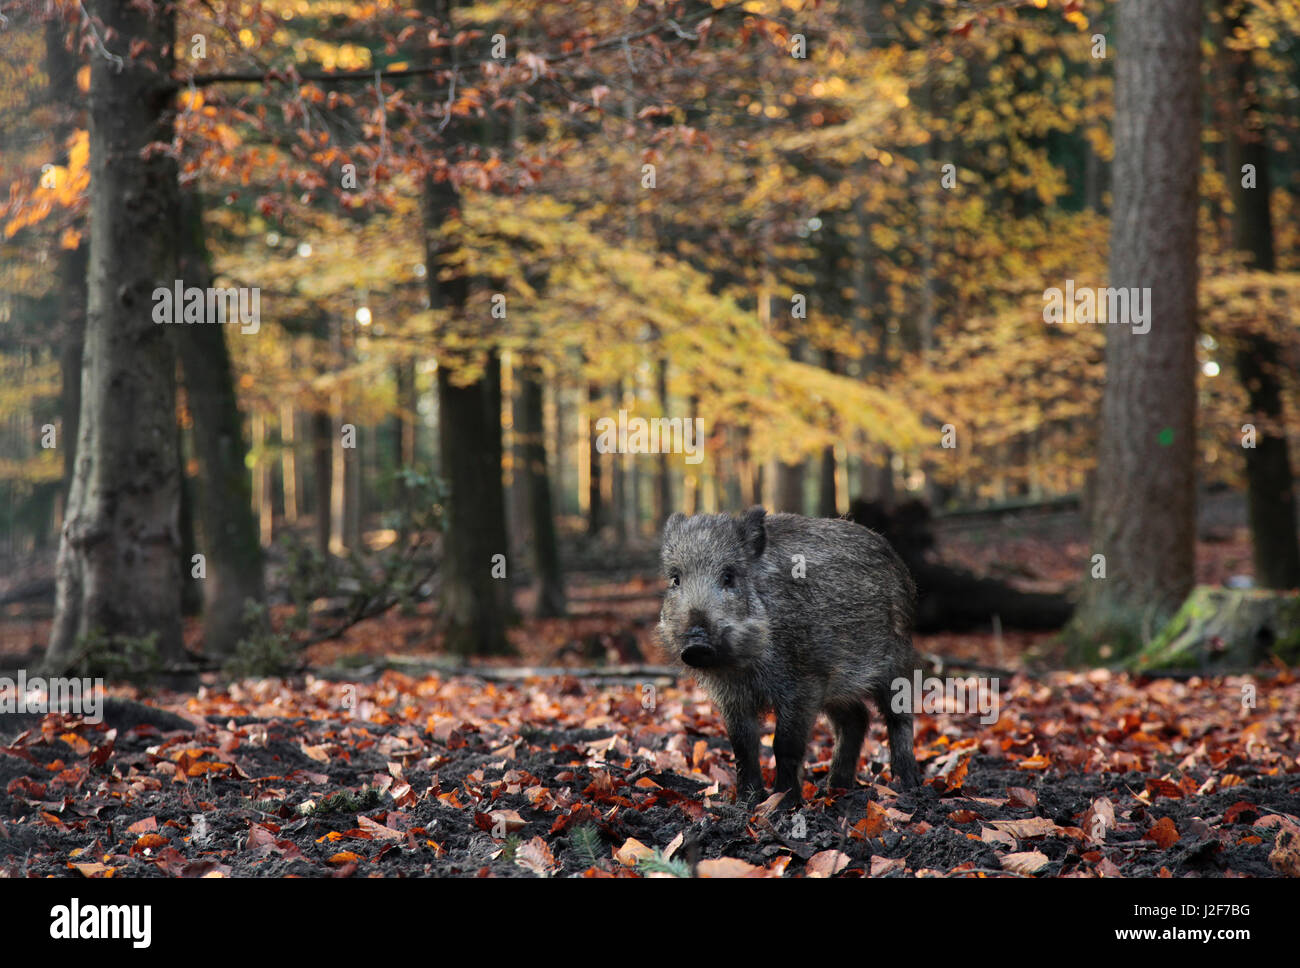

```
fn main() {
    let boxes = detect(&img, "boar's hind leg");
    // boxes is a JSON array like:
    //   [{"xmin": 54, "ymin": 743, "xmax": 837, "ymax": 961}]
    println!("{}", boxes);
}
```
[
  {"xmin": 826, "ymin": 701, "xmax": 869, "ymax": 791},
  {"xmin": 872, "ymin": 682, "xmax": 921, "ymax": 789},
  {"xmin": 772, "ymin": 702, "xmax": 818, "ymax": 806}
]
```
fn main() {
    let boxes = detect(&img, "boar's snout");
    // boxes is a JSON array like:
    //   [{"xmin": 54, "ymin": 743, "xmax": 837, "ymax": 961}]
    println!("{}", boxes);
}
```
[{"xmin": 680, "ymin": 624, "xmax": 720, "ymax": 667}]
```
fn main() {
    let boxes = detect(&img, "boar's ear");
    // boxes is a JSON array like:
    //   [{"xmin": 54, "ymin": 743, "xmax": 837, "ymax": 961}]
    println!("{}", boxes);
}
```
[
  {"xmin": 662, "ymin": 512, "xmax": 687, "ymax": 541},
  {"xmin": 738, "ymin": 506, "xmax": 767, "ymax": 559}
]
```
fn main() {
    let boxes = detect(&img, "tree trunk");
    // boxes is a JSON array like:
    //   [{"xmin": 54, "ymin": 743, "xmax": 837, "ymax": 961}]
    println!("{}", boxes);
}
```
[
  {"xmin": 1072, "ymin": 0, "xmax": 1201, "ymax": 649},
  {"xmin": 281, "ymin": 402, "xmax": 298, "ymax": 524},
  {"xmin": 611, "ymin": 383, "xmax": 627, "ymax": 544},
  {"xmin": 587, "ymin": 382, "xmax": 604, "ymax": 536},
  {"xmin": 312, "ymin": 406, "xmax": 333, "ymax": 554},
  {"xmin": 47, "ymin": 0, "xmax": 184, "ymax": 673},
  {"xmin": 393, "ymin": 358, "xmax": 416, "ymax": 517},
  {"xmin": 434, "ymin": 363, "xmax": 513, "ymax": 655},
  {"xmin": 1221, "ymin": 0, "xmax": 1300, "ymax": 590},
  {"xmin": 172, "ymin": 192, "xmax": 265, "ymax": 656},
  {"xmin": 818, "ymin": 349, "xmax": 838, "ymax": 517},
  {"xmin": 517, "ymin": 358, "xmax": 566, "ymax": 617},
  {"xmin": 654, "ymin": 357, "xmax": 672, "ymax": 525},
  {"xmin": 45, "ymin": 13, "xmax": 86, "ymax": 521},
  {"xmin": 775, "ymin": 460, "xmax": 804, "ymax": 514},
  {"xmin": 420, "ymin": 101, "xmax": 513, "ymax": 654}
]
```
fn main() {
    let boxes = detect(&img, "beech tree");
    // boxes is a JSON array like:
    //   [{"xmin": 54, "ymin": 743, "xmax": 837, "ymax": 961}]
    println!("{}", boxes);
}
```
[
  {"xmin": 1072, "ymin": 0, "xmax": 1202, "ymax": 647},
  {"xmin": 46, "ymin": 0, "xmax": 184, "ymax": 671}
]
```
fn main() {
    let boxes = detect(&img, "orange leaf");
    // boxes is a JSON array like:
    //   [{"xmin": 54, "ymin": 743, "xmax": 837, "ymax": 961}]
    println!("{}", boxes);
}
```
[{"xmin": 1144, "ymin": 817, "xmax": 1180, "ymax": 849}]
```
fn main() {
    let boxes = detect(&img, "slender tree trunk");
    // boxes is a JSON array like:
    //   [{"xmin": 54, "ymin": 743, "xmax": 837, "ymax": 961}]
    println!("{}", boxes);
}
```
[
  {"xmin": 47, "ymin": 0, "xmax": 183, "ymax": 672},
  {"xmin": 518, "ymin": 357, "xmax": 566, "ymax": 616},
  {"xmin": 587, "ymin": 383, "xmax": 604, "ymax": 535},
  {"xmin": 176, "ymin": 418, "xmax": 201, "ymax": 616},
  {"xmin": 1073, "ymin": 0, "xmax": 1201, "ymax": 646},
  {"xmin": 654, "ymin": 357, "xmax": 672, "ymax": 524},
  {"xmin": 818, "ymin": 349, "xmax": 839, "ymax": 517},
  {"xmin": 312, "ymin": 406, "xmax": 332, "ymax": 555},
  {"xmin": 172, "ymin": 192, "xmax": 265, "ymax": 655},
  {"xmin": 611, "ymin": 383, "xmax": 627, "ymax": 544},
  {"xmin": 281, "ymin": 402, "xmax": 298, "ymax": 524},
  {"xmin": 1221, "ymin": 0, "xmax": 1300, "ymax": 589},
  {"xmin": 393, "ymin": 358, "xmax": 416, "ymax": 517},
  {"xmin": 45, "ymin": 13, "xmax": 86, "ymax": 521}
]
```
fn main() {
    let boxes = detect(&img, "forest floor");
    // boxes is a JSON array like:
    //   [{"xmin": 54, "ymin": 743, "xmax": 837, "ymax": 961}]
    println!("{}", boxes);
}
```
[{"xmin": 2, "ymin": 497, "xmax": 1298, "ymax": 877}]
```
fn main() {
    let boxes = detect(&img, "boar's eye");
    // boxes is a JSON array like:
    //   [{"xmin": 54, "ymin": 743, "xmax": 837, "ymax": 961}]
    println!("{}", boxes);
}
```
[
  {"xmin": 720, "ymin": 567, "xmax": 736, "ymax": 589},
  {"xmin": 668, "ymin": 571, "xmax": 681, "ymax": 588}
]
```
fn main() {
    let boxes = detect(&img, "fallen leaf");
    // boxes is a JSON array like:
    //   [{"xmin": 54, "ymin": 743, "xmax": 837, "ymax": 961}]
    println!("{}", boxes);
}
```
[
  {"xmin": 614, "ymin": 837, "xmax": 654, "ymax": 867},
  {"xmin": 989, "ymin": 817, "xmax": 1060, "ymax": 839},
  {"xmin": 515, "ymin": 836, "xmax": 557, "ymax": 876},
  {"xmin": 870, "ymin": 856, "xmax": 906, "ymax": 877},
  {"xmin": 1000, "ymin": 850, "xmax": 1049, "ymax": 875},
  {"xmin": 1269, "ymin": 829, "xmax": 1300, "ymax": 877},
  {"xmin": 1144, "ymin": 817, "xmax": 1180, "ymax": 850},
  {"xmin": 696, "ymin": 857, "xmax": 765, "ymax": 878},
  {"xmin": 805, "ymin": 850, "xmax": 851, "ymax": 878}
]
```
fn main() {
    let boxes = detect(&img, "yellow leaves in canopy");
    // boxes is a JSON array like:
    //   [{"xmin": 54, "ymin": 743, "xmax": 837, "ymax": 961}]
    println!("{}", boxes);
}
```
[{"xmin": 3, "ymin": 130, "xmax": 89, "ymax": 238}]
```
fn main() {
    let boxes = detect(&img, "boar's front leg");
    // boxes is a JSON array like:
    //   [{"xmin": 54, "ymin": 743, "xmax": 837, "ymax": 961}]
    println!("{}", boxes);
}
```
[
  {"xmin": 772, "ymin": 699, "xmax": 818, "ymax": 808},
  {"xmin": 720, "ymin": 703, "xmax": 763, "ymax": 802}
]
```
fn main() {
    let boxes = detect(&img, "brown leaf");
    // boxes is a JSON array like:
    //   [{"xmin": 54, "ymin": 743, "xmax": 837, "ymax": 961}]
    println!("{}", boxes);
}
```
[
  {"xmin": 870, "ymin": 856, "xmax": 906, "ymax": 877},
  {"xmin": 515, "ymin": 836, "xmax": 557, "ymax": 876},
  {"xmin": 1145, "ymin": 777, "xmax": 1183, "ymax": 800},
  {"xmin": 126, "ymin": 816, "xmax": 158, "ymax": 835},
  {"xmin": 1223, "ymin": 801, "xmax": 1260, "ymax": 825},
  {"xmin": 696, "ymin": 857, "xmax": 765, "ymax": 878},
  {"xmin": 1000, "ymin": 850, "xmax": 1049, "ymax": 875},
  {"xmin": 1268, "ymin": 829, "xmax": 1300, "ymax": 877},
  {"xmin": 980, "ymin": 826, "xmax": 1017, "ymax": 850},
  {"xmin": 69, "ymin": 862, "xmax": 115, "ymax": 877},
  {"xmin": 1007, "ymin": 787, "xmax": 1037, "ymax": 809},
  {"xmin": 614, "ymin": 837, "xmax": 654, "ymax": 867},
  {"xmin": 357, "ymin": 815, "xmax": 403, "ymax": 841},
  {"xmin": 989, "ymin": 817, "xmax": 1060, "ymax": 839},
  {"xmin": 1082, "ymin": 796, "xmax": 1116, "ymax": 843},
  {"xmin": 1144, "ymin": 817, "xmax": 1180, "ymax": 849},
  {"xmin": 805, "ymin": 850, "xmax": 851, "ymax": 878}
]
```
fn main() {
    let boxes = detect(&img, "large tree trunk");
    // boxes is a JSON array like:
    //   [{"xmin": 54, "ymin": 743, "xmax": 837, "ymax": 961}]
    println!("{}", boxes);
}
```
[
  {"xmin": 517, "ymin": 358, "xmax": 566, "ymax": 617},
  {"xmin": 1221, "ymin": 0, "xmax": 1300, "ymax": 590},
  {"xmin": 1072, "ymin": 0, "xmax": 1201, "ymax": 648},
  {"xmin": 46, "ymin": 0, "xmax": 183, "ymax": 673},
  {"xmin": 420, "ymin": 153, "xmax": 512, "ymax": 655},
  {"xmin": 434, "ymin": 361, "xmax": 513, "ymax": 655}
]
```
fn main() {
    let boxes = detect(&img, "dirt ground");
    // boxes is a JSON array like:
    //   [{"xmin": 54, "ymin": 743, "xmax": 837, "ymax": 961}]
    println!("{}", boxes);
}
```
[{"xmin": 3, "ymin": 668, "xmax": 1298, "ymax": 878}]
